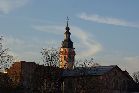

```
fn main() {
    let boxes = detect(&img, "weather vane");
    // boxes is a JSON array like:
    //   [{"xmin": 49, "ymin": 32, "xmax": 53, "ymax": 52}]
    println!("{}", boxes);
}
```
[{"xmin": 67, "ymin": 16, "xmax": 69, "ymax": 21}]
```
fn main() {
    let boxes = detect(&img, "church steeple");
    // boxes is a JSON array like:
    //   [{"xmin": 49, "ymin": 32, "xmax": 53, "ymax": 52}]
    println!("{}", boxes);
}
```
[
  {"xmin": 62, "ymin": 17, "xmax": 73, "ymax": 48},
  {"xmin": 65, "ymin": 17, "xmax": 70, "ymax": 31},
  {"xmin": 59, "ymin": 18, "xmax": 75, "ymax": 69}
]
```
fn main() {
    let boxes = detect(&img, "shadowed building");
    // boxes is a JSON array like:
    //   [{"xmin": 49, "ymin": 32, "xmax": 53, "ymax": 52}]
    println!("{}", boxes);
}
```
[
  {"xmin": 7, "ymin": 61, "xmax": 37, "ymax": 89},
  {"xmin": 6, "ymin": 61, "xmax": 63, "ymax": 93},
  {"xmin": 62, "ymin": 65, "xmax": 137, "ymax": 93},
  {"xmin": 5, "ymin": 62, "xmax": 138, "ymax": 93}
]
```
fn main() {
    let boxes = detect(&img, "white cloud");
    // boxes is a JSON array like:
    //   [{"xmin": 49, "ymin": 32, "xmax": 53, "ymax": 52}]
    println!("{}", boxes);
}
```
[
  {"xmin": 78, "ymin": 13, "xmax": 139, "ymax": 28},
  {"xmin": 96, "ymin": 53, "xmax": 139, "ymax": 75},
  {"xmin": 123, "ymin": 56, "xmax": 139, "ymax": 73},
  {"xmin": 0, "ymin": 0, "xmax": 30, "ymax": 14},
  {"xmin": 3, "ymin": 36, "xmax": 42, "ymax": 62},
  {"xmin": 2, "ymin": 35, "xmax": 63, "ymax": 63},
  {"xmin": 33, "ymin": 25, "xmax": 102, "ymax": 58}
]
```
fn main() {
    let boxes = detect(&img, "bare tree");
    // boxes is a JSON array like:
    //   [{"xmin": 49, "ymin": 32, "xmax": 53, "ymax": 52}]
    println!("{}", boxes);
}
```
[
  {"xmin": 41, "ymin": 48, "xmax": 59, "ymax": 67},
  {"xmin": 74, "ymin": 58, "xmax": 100, "ymax": 68},
  {"xmin": 0, "ymin": 36, "xmax": 14, "ymax": 72},
  {"xmin": 133, "ymin": 71, "xmax": 139, "ymax": 84},
  {"xmin": 30, "ymin": 48, "xmax": 62, "ymax": 93}
]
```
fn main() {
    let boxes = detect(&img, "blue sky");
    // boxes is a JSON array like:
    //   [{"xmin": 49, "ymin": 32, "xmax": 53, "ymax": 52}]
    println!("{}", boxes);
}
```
[{"xmin": 0, "ymin": 0, "xmax": 139, "ymax": 74}]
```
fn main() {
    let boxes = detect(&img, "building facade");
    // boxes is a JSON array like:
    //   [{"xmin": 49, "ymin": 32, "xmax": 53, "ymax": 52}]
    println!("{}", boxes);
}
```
[
  {"xmin": 4, "ymin": 61, "xmax": 139, "ymax": 93},
  {"xmin": 62, "ymin": 65, "xmax": 137, "ymax": 93},
  {"xmin": 7, "ymin": 61, "xmax": 37, "ymax": 88}
]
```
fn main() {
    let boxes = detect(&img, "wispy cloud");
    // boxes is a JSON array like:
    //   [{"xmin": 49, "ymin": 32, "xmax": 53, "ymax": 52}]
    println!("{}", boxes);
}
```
[
  {"xmin": 123, "ymin": 56, "xmax": 139, "ymax": 73},
  {"xmin": 97, "ymin": 52, "xmax": 139, "ymax": 74},
  {"xmin": 78, "ymin": 13, "xmax": 139, "ymax": 28},
  {"xmin": 33, "ymin": 25, "xmax": 102, "ymax": 58},
  {"xmin": 3, "ymin": 36, "xmax": 44, "ymax": 62},
  {"xmin": 0, "ymin": 0, "xmax": 30, "ymax": 14}
]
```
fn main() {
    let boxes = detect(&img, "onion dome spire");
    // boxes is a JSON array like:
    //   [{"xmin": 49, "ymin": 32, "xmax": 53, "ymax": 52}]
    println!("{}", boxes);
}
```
[{"xmin": 61, "ymin": 17, "xmax": 73, "ymax": 48}]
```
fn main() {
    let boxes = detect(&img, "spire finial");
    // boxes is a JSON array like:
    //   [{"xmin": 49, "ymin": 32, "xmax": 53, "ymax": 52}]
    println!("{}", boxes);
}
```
[
  {"xmin": 66, "ymin": 16, "xmax": 70, "ymax": 31},
  {"xmin": 66, "ymin": 16, "xmax": 69, "ymax": 27}
]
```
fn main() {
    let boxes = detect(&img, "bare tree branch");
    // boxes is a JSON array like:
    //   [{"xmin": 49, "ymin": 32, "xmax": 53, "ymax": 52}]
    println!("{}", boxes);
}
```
[
  {"xmin": 0, "ymin": 36, "xmax": 14, "ymax": 72},
  {"xmin": 41, "ymin": 48, "xmax": 59, "ymax": 67},
  {"xmin": 133, "ymin": 71, "xmax": 139, "ymax": 84}
]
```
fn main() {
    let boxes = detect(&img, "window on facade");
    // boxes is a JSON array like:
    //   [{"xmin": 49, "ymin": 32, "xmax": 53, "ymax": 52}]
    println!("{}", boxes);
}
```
[
  {"xmin": 64, "ymin": 49, "xmax": 66, "ymax": 53},
  {"xmin": 60, "ymin": 56, "xmax": 62, "ymax": 61},
  {"xmin": 68, "ymin": 55, "xmax": 73, "ymax": 62},
  {"xmin": 69, "ymin": 55, "xmax": 71, "ymax": 59},
  {"xmin": 114, "ymin": 71, "xmax": 117, "ymax": 75},
  {"xmin": 64, "ymin": 56, "xmax": 66, "ymax": 61}
]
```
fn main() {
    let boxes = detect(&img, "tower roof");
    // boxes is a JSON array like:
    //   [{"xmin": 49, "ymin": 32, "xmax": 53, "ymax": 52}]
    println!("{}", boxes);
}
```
[
  {"xmin": 61, "ymin": 17, "xmax": 73, "ymax": 48},
  {"xmin": 65, "ymin": 17, "xmax": 70, "ymax": 31}
]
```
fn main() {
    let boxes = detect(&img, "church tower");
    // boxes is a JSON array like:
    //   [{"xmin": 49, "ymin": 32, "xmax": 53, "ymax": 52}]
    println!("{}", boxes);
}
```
[{"xmin": 59, "ymin": 18, "xmax": 75, "ymax": 69}]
